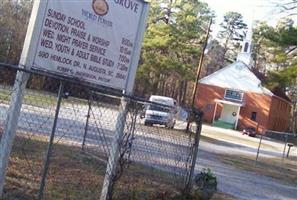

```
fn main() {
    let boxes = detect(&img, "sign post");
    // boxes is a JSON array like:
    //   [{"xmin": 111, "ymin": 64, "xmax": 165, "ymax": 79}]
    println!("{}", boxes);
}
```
[
  {"xmin": 0, "ymin": 0, "xmax": 47, "ymax": 196},
  {"xmin": 100, "ymin": 2, "xmax": 150, "ymax": 199},
  {"xmin": 0, "ymin": 71, "xmax": 30, "ymax": 196},
  {"xmin": 100, "ymin": 96, "xmax": 129, "ymax": 200}
]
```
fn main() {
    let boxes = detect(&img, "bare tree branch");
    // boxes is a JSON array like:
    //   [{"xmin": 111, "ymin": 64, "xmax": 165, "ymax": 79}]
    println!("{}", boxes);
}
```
[
  {"xmin": 285, "ymin": 46, "xmax": 297, "ymax": 55},
  {"xmin": 281, "ymin": 5, "xmax": 297, "ymax": 11}
]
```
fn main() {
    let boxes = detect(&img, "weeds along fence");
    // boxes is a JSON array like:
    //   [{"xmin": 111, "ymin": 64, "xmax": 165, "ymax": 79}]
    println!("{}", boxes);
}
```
[
  {"xmin": 0, "ymin": 64, "xmax": 202, "ymax": 200},
  {"xmin": 254, "ymin": 130, "xmax": 297, "ymax": 179}
]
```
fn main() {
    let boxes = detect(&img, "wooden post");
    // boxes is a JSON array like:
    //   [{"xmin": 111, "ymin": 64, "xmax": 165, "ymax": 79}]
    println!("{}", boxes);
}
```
[
  {"xmin": 282, "ymin": 134, "xmax": 288, "ymax": 161},
  {"xmin": 254, "ymin": 134, "xmax": 263, "ymax": 167},
  {"xmin": 186, "ymin": 18, "xmax": 212, "ymax": 132}
]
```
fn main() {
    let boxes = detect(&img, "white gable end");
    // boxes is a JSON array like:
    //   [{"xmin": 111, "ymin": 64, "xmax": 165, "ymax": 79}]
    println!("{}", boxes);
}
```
[{"xmin": 199, "ymin": 62, "xmax": 273, "ymax": 95}]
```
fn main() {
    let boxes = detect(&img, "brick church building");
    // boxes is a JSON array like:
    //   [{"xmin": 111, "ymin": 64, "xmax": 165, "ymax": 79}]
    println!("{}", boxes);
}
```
[{"xmin": 195, "ymin": 28, "xmax": 291, "ymax": 133}]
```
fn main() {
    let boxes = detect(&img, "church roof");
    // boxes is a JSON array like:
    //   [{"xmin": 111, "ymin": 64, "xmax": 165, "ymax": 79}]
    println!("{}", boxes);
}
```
[{"xmin": 199, "ymin": 61, "xmax": 274, "ymax": 96}]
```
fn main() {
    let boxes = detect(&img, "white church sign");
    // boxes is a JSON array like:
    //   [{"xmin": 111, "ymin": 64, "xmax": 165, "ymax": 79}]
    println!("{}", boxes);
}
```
[{"xmin": 25, "ymin": 0, "xmax": 149, "ymax": 92}]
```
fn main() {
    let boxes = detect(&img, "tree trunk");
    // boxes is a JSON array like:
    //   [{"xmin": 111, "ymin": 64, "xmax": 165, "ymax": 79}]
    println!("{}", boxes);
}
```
[
  {"xmin": 152, "ymin": 74, "xmax": 160, "ymax": 95},
  {"xmin": 220, "ymin": 29, "xmax": 233, "ymax": 68},
  {"xmin": 178, "ymin": 80, "xmax": 184, "ymax": 103},
  {"xmin": 171, "ymin": 81, "xmax": 176, "ymax": 98},
  {"xmin": 141, "ymin": 79, "xmax": 149, "ymax": 98},
  {"xmin": 173, "ymin": 83, "xmax": 178, "ymax": 100},
  {"xmin": 182, "ymin": 81, "xmax": 188, "ymax": 106},
  {"xmin": 159, "ymin": 74, "xmax": 166, "ymax": 96}
]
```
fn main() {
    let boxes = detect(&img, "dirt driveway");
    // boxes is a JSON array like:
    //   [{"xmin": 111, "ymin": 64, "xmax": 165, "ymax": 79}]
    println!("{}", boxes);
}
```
[{"xmin": 196, "ymin": 124, "xmax": 297, "ymax": 200}]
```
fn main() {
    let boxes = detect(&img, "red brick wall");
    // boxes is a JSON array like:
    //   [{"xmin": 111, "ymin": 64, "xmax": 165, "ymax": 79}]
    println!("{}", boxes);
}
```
[
  {"xmin": 195, "ymin": 84, "xmax": 225, "ymax": 123},
  {"xmin": 267, "ymin": 96, "xmax": 291, "ymax": 132},
  {"xmin": 195, "ymin": 84, "xmax": 291, "ymax": 133},
  {"xmin": 238, "ymin": 93, "xmax": 272, "ymax": 133}
]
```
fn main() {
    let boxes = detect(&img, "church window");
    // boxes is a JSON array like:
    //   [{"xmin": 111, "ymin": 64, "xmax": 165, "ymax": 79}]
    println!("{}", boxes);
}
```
[{"xmin": 251, "ymin": 112, "xmax": 257, "ymax": 121}]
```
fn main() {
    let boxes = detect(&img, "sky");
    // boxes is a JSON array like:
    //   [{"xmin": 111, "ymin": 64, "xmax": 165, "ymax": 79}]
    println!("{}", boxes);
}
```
[{"xmin": 201, "ymin": 0, "xmax": 295, "ymax": 37}]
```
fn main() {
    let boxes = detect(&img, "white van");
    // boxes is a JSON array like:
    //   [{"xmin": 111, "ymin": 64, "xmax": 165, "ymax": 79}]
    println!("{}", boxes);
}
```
[{"xmin": 144, "ymin": 95, "xmax": 177, "ymax": 128}]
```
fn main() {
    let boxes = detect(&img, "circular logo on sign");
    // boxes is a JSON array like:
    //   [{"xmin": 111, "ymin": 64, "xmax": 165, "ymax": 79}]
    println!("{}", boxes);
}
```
[
  {"xmin": 92, "ymin": 0, "xmax": 109, "ymax": 16},
  {"xmin": 232, "ymin": 112, "xmax": 237, "ymax": 117}
]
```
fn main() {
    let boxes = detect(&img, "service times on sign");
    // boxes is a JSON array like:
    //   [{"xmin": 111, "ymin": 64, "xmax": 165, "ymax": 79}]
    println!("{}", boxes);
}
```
[{"xmin": 32, "ymin": 0, "xmax": 145, "ymax": 90}]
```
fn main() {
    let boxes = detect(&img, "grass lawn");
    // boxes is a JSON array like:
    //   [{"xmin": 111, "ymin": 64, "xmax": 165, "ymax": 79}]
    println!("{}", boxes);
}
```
[
  {"xmin": 0, "ymin": 89, "xmax": 10, "ymax": 102},
  {"xmin": 0, "ymin": 134, "xmax": 235, "ymax": 200},
  {"xmin": 199, "ymin": 127, "xmax": 297, "ymax": 185},
  {"xmin": 0, "ymin": 87, "xmax": 119, "ymax": 110},
  {"xmin": 0, "ymin": 87, "xmax": 55, "ymax": 106},
  {"xmin": 201, "ymin": 128, "xmax": 280, "ymax": 151},
  {"xmin": 218, "ymin": 154, "xmax": 297, "ymax": 185}
]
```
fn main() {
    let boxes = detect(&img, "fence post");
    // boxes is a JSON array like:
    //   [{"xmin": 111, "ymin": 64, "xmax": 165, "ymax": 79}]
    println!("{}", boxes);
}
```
[
  {"xmin": 0, "ymin": 71, "xmax": 30, "ymax": 196},
  {"xmin": 0, "ymin": 0, "xmax": 46, "ymax": 196},
  {"xmin": 100, "ymin": 97, "xmax": 129, "ymax": 200},
  {"xmin": 126, "ymin": 108, "xmax": 138, "ymax": 164},
  {"xmin": 38, "ymin": 81, "xmax": 65, "ymax": 200},
  {"xmin": 254, "ymin": 134, "xmax": 263, "ymax": 167},
  {"xmin": 281, "ymin": 134, "xmax": 288, "ymax": 170},
  {"xmin": 82, "ymin": 96, "xmax": 92, "ymax": 151},
  {"xmin": 185, "ymin": 110, "xmax": 203, "ymax": 193}
]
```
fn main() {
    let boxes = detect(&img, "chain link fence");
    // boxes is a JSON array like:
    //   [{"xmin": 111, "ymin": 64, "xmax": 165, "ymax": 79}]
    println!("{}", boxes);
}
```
[
  {"xmin": 254, "ymin": 130, "xmax": 297, "ymax": 184},
  {"xmin": 0, "ymin": 64, "xmax": 202, "ymax": 200}
]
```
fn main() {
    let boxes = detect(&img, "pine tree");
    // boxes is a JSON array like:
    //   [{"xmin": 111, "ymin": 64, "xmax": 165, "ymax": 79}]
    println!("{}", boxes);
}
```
[
  {"xmin": 135, "ymin": 0, "xmax": 212, "ymax": 105},
  {"xmin": 254, "ymin": 18, "xmax": 297, "ymax": 133},
  {"xmin": 218, "ymin": 11, "xmax": 247, "ymax": 67}
]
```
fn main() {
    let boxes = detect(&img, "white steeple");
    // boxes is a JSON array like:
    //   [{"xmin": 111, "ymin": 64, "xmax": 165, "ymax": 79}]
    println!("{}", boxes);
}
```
[{"xmin": 236, "ymin": 24, "xmax": 253, "ymax": 67}]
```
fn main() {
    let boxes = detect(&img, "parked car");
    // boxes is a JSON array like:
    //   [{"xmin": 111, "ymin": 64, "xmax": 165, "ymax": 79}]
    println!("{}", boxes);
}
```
[
  {"xmin": 143, "ymin": 95, "xmax": 177, "ymax": 129},
  {"xmin": 242, "ymin": 126, "xmax": 256, "ymax": 137}
]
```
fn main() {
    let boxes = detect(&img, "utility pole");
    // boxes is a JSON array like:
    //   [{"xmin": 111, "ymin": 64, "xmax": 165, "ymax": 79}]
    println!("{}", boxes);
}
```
[{"xmin": 186, "ymin": 18, "xmax": 212, "ymax": 132}]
